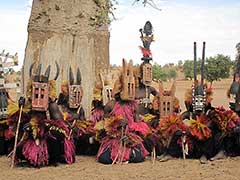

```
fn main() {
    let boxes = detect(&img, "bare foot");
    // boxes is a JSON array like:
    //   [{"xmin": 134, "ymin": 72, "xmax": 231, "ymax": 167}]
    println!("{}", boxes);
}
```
[
  {"xmin": 157, "ymin": 153, "xmax": 166, "ymax": 160},
  {"xmin": 210, "ymin": 150, "xmax": 226, "ymax": 161},
  {"xmin": 200, "ymin": 155, "xmax": 208, "ymax": 164},
  {"xmin": 158, "ymin": 154, "xmax": 173, "ymax": 162}
]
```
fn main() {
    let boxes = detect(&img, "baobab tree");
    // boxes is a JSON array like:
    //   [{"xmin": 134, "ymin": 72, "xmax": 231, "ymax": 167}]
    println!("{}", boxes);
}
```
[{"xmin": 22, "ymin": 0, "xmax": 162, "ymax": 115}]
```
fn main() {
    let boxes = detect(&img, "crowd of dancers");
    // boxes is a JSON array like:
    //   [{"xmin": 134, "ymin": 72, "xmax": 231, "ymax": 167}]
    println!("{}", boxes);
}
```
[{"xmin": 0, "ymin": 21, "xmax": 240, "ymax": 167}]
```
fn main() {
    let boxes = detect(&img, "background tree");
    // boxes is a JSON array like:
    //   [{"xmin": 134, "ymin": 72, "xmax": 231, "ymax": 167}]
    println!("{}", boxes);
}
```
[
  {"xmin": 153, "ymin": 63, "xmax": 166, "ymax": 81},
  {"xmin": 205, "ymin": 54, "xmax": 232, "ymax": 84},
  {"xmin": 168, "ymin": 68, "xmax": 177, "ymax": 79},
  {"xmin": 152, "ymin": 62, "xmax": 177, "ymax": 81},
  {"xmin": 182, "ymin": 59, "xmax": 202, "ymax": 79},
  {"xmin": 232, "ymin": 42, "xmax": 240, "ymax": 73},
  {"xmin": 183, "ymin": 60, "xmax": 194, "ymax": 79}
]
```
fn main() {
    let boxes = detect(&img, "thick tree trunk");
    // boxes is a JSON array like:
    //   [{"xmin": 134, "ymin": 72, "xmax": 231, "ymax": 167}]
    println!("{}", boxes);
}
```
[{"xmin": 22, "ymin": 0, "xmax": 110, "ymax": 116}]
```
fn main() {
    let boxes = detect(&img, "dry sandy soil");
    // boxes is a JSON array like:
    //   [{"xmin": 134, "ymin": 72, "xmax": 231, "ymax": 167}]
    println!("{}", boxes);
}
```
[
  {"xmin": 1, "ymin": 156, "xmax": 240, "ymax": 180},
  {"xmin": 1, "ymin": 79, "xmax": 238, "ymax": 180}
]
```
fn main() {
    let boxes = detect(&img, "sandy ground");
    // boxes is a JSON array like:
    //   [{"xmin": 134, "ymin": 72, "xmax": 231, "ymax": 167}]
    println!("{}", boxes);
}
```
[
  {"xmin": 1, "ymin": 79, "xmax": 237, "ymax": 180},
  {"xmin": 1, "ymin": 156, "xmax": 240, "ymax": 180}
]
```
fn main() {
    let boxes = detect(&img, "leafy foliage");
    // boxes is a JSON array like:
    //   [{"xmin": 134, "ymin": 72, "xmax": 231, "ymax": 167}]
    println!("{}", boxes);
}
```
[
  {"xmin": 183, "ymin": 60, "xmax": 194, "ymax": 79},
  {"xmin": 92, "ymin": 0, "xmax": 162, "ymax": 26},
  {"xmin": 152, "ymin": 63, "xmax": 165, "ymax": 81},
  {"xmin": 182, "ymin": 60, "xmax": 201, "ymax": 79},
  {"xmin": 182, "ymin": 54, "xmax": 232, "ymax": 83},
  {"xmin": 205, "ymin": 54, "xmax": 232, "ymax": 83},
  {"xmin": 168, "ymin": 69, "xmax": 177, "ymax": 79},
  {"xmin": 152, "ymin": 63, "xmax": 177, "ymax": 81},
  {"xmin": 91, "ymin": 0, "xmax": 116, "ymax": 26}
]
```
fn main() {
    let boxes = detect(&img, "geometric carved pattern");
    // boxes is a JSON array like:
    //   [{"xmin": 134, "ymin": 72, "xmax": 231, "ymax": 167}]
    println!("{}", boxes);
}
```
[
  {"xmin": 142, "ymin": 63, "xmax": 152, "ymax": 86},
  {"xmin": 158, "ymin": 81, "xmax": 176, "ymax": 117},
  {"xmin": 69, "ymin": 85, "xmax": 82, "ymax": 109},
  {"xmin": 120, "ymin": 59, "xmax": 135, "ymax": 100},
  {"xmin": 31, "ymin": 82, "xmax": 49, "ymax": 111}
]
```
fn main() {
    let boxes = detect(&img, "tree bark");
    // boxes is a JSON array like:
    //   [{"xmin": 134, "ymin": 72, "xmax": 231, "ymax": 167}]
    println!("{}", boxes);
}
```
[{"xmin": 22, "ymin": 0, "xmax": 110, "ymax": 116}]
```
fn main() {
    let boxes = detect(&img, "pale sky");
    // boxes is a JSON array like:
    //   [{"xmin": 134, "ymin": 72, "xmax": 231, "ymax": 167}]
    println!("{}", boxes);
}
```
[{"xmin": 0, "ymin": 0, "xmax": 240, "ymax": 68}]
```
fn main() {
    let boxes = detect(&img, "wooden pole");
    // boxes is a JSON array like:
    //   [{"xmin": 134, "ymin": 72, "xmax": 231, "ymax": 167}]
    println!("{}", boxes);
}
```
[
  {"xmin": 68, "ymin": 106, "xmax": 81, "ymax": 140},
  {"xmin": 193, "ymin": 42, "xmax": 197, "ymax": 82},
  {"xmin": 181, "ymin": 132, "xmax": 188, "ymax": 168},
  {"xmin": 151, "ymin": 146, "xmax": 156, "ymax": 165},
  {"xmin": 201, "ymin": 42, "xmax": 206, "ymax": 85},
  {"xmin": 10, "ymin": 105, "xmax": 23, "ymax": 168}
]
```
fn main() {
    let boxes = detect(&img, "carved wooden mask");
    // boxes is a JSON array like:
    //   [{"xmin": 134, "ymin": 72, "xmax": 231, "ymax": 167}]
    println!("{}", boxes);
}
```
[
  {"xmin": 142, "ymin": 63, "xmax": 152, "ymax": 86},
  {"xmin": 68, "ymin": 67, "xmax": 82, "ymax": 109},
  {"xmin": 31, "ymin": 82, "xmax": 49, "ymax": 111},
  {"xmin": 158, "ymin": 81, "xmax": 176, "ymax": 116},
  {"xmin": 69, "ymin": 85, "xmax": 82, "ymax": 109},
  {"xmin": 120, "ymin": 59, "xmax": 135, "ymax": 100},
  {"xmin": 102, "ymin": 86, "xmax": 113, "ymax": 105}
]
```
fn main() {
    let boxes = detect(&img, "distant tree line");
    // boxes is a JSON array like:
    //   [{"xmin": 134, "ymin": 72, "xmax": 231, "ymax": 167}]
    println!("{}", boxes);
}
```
[
  {"xmin": 152, "ymin": 54, "xmax": 235, "ymax": 83},
  {"xmin": 182, "ymin": 54, "xmax": 233, "ymax": 84},
  {"xmin": 152, "ymin": 63, "xmax": 177, "ymax": 81}
]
